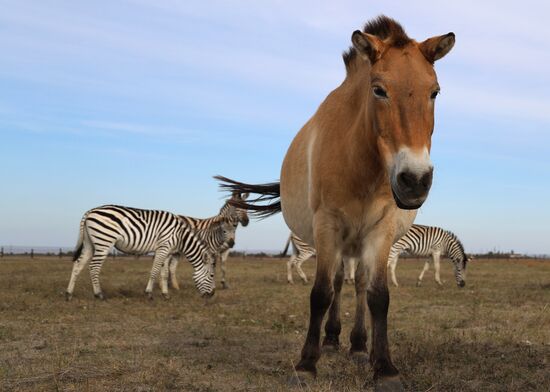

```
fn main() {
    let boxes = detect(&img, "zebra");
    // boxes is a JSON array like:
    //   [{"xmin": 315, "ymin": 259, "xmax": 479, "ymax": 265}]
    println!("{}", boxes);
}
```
[
  {"xmin": 65, "ymin": 205, "xmax": 217, "ymax": 301},
  {"xmin": 387, "ymin": 224, "xmax": 470, "ymax": 287},
  {"xmin": 167, "ymin": 192, "xmax": 249, "ymax": 289},
  {"xmin": 281, "ymin": 233, "xmax": 358, "ymax": 285},
  {"xmin": 281, "ymin": 233, "xmax": 316, "ymax": 284}
]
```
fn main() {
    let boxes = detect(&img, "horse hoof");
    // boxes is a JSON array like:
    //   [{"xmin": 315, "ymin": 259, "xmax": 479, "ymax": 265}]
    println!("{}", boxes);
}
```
[
  {"xmin": 373, "ymin": 376, "xmax": 404, "ymax": 392},
  {"xmin": 287, "ymin": 281, "xmax": 294, "ymax": 285},
  {"xmin": 162, "ymin": 294, "xmax": 171, "ymax": 300},
  {"xmin": 94, "ymin": 293, "xmax": 105, "ymax": 300},
  {"xmin": 322, "ymin": 336, "xmax": 340, "ymax": 353},
  {"xmin": 350, "ymin": 351, "xmax": 369, "ymax": 365},
  {"xmin": 287, "ymin": 370, "xmax": 315, "ymax": 388},
  {"xmin": 302, "ymin": 280, "xmax": 308, "ymax": 285},
  {"xmin": 65, "ymin": 292, "xmax": 72, "ymax": 301},
  {"xmin": 146, "ymin": 292, "xmax": 153, "ymax": 300},
  {"xmin": 416, "ymin": 281, "xmax": 422, "ymax": 287},
  {"xmin": 221, "ymin": 282, "xmax": 229, "ymax": 289}
]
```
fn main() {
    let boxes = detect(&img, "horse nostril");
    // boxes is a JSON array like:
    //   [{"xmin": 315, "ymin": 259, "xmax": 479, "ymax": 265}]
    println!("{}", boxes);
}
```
[
  {"xmin": 420, "ymin": 170, "xmax": 433, "ymax": 190},
  {"xmin": 398, "ymin": 171, "xmax": 417, "ymax": 189}
]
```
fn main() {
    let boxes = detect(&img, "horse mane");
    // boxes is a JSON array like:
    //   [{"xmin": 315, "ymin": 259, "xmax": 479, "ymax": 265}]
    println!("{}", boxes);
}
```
[{"xmin": 343, "ymin": 15, "xmax": 411, "ymax": 72}]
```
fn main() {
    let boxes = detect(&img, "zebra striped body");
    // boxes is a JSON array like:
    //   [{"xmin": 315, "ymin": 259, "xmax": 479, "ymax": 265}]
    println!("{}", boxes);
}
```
[
  {"xmin": 65, "ymin": 205, "xmax": 215, "ymax": 300},
  {"xmin": 168, "ymin": 192, "xmax": 249, "ymax": 289},
  {"xmin": 282, "ymin": 233, "xmax": 357, "ymax": 285},
  {"xmin": 387, "ymin": 224, "xmax": 468, "ymax": 287}
]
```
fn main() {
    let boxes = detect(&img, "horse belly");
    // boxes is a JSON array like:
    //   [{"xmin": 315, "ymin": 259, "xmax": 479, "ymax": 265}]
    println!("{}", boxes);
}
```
[{"xmin": 280, "ymin": 127, "xmax": 315, "ymax": 245}]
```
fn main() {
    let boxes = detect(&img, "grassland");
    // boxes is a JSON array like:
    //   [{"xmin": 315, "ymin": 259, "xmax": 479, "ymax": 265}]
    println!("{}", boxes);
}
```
[{"xmin": 0, "ymin": 255, "xmax": 548, "ymax": 391}]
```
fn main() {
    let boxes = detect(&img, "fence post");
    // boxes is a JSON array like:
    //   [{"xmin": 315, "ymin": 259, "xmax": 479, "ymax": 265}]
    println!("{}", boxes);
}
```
[
  {"xmin": 0, "ymin": 247, "xmax": 3, "ymax": 258},
  {"xmin": 30, "ymin": 249, "xmax": 34, "ymax": 259},
  {"xmin": 59, "ymin": 248, "xmax": 63, "ymax": 259}
]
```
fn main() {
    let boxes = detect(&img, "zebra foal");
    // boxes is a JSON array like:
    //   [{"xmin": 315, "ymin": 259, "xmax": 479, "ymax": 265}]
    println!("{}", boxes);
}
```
[
  {"xmin": 65, "ymin": 205, "xmax": 216, "ymax": 300},
  {"xmin": 168, "ymin": 192, "xmax": 249, "ymax": 289}
]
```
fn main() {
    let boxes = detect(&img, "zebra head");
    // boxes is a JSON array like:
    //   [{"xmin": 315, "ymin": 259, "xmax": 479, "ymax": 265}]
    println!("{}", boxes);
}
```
[
  {"xmin": 451, "ymin": 252, "xmax": 468, "ymax": 288},
  {"xmin": 193, "ymin": 250, "xmax": 216, "ymax": 298},
  {"xmin": 216, "ymin": 217, "xmax": 237, "ymax": 249},
  {"xmin": 226, "ymin": 191, "xmax": 249, "ymax": 227}
]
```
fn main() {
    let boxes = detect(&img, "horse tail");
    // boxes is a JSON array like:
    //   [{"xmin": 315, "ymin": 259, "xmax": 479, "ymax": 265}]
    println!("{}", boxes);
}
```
[{"xmin": 214, "ymin": 175, "xmax": 281, "ymax": 219}]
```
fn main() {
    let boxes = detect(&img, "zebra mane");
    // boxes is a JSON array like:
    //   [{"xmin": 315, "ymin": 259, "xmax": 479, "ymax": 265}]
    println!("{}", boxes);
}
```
[{"xmin": 445, "ymin": 230, "xmax": 466, "ymax": 259}]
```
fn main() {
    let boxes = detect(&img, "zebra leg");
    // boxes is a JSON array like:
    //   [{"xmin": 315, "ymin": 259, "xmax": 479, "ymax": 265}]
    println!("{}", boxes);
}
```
[
  {"xmin": 160, "ymin": 258, "xmax": 171, "ymax": 300},
  {"xmin": 322, "ymin": 260, "xmax": 344, "ymax": 351},
  {"xmin": 66, "ymin": 243, "xmax": 93, "ymax": 300},
  {"xmin": 344, "ymin": 258, "xmax": 351, "ymax": 284},
  {"xmin": 145, "ymin": 247, "xmax": 170, "ymax": 299},
  {"xmin": 433, "ymin": 253, "xmax": 443, "ymax": 285},
  {"xmin": 348, "ymin": 257, "xmax": 356, "ymax": 285},
  {"xmin": 388, "ymin": 254, "xmax": 399, "ymax": 287},
  {"xmin": 220, "ymin": 250, "xmax": 230, "ymax": 289},
  {"xmin": 168, "ymin": 256, "xmax": 180, "ymax": 290},
  {"xmin": 416, "ymin": 260, "xmax": 430, "ymax": 287},
  {"xmin": 287, "ymin": 255, "xmax": 296, "ymax": 284},
  {"xmin": 295, "ymin": 255, "xmax": 310, "ymax": 284},
  {"xmin": 89, "ymin": 245, "xmax": 111, "ymax": 300},
  {"xmin": 350, "ymin": 259, "xmax": 369, "ymax": 363}
]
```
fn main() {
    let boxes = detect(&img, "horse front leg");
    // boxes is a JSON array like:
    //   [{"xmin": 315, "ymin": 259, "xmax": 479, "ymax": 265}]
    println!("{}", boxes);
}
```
[
  {"xmin": 364, "ymin": 233, "xmax": 403, "ymax": 392},
  {"xmin": 292, "ymin": 215, "xmax": 341, "ymax": 384}
]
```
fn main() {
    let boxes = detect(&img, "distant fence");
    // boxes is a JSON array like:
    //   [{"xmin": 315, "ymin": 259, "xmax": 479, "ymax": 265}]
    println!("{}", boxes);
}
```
[{"xmin": 1, "ymin": 246, "xmax": 547, "ymax": 260}]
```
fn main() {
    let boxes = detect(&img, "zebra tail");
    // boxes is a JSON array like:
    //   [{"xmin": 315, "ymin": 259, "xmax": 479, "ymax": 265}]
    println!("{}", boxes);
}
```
[
  {"xmin": 214, "ymin": 175, "xmax": 281, "ymax": 219},
  {"xmin": 280, "ymin": 234, "xmax": 292, "ymax": 257},
  {"xmin": 72, "ymin": 215, "xmax": 86, "ymax": 261}
]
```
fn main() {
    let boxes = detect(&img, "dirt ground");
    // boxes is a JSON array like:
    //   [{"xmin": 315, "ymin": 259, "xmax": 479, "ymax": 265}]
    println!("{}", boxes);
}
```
[{"xmin": 0, "ymin": 255, "xmax": 548, "ymax": 391}]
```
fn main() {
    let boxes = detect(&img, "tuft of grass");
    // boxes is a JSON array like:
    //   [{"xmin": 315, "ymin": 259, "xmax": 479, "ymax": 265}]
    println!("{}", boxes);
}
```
[{"xmin": 0, "ymin": 256, "xmax": 548, "ymax": 391}]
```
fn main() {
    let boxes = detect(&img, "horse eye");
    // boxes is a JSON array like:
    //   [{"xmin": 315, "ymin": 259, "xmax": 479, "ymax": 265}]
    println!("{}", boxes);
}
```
[
  {"xmin": 373, "ymin": 86, "xmax": 388, "ymax": 99},
  {"xmin": 430, "ymin": 90, "xmax": 440, "ymax": 99}
]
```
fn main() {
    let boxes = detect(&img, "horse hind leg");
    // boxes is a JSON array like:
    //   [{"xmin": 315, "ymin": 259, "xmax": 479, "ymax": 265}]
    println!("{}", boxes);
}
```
[
  {"xmin": 322, "ymin": 260, "xmax": 344, "ymax": 352},
  {"xmin": 349, "ymin": 259, "xmax": 369, "ymax": 364}
]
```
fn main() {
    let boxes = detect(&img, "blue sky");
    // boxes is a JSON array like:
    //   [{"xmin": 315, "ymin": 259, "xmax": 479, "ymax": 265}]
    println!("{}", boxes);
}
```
[{"xmin": 1, "ymin": 1, "xmax": 549, "ymax": 254}]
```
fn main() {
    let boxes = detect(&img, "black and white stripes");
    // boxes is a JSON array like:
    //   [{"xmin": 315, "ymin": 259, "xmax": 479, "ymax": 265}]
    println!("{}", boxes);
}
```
[
  {"xmin": 388, "ymin": 224, "xmax": 469, "ymax": 287},
  {"xmin": 282, "ymin": 233, "xmax": 316, "ymax": 284},
  {"xmin": 167, "ymin": 192, "xmax": 249, "ymax": 289},
  {"xmin": 65, "ymin": 205, "xmax": 216, "ymax": 300}
]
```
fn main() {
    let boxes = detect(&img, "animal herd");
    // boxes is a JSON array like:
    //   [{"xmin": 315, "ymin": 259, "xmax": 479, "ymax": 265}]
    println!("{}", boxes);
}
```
[{"xmin": 65, "ymin": 15, "xmax": 466, "ymax": 392}]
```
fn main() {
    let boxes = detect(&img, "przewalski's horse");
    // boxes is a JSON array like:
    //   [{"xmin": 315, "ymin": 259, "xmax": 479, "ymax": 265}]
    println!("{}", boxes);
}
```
[{"xmin": 217, "ymin": 16, "xmax": 455, "ymax": 391}]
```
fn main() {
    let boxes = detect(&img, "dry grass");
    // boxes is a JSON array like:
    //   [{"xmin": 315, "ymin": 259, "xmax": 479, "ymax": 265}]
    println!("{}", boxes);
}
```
[{"xmin": 0, "ymin": 255, "xmax": 548, "ymax": 391}]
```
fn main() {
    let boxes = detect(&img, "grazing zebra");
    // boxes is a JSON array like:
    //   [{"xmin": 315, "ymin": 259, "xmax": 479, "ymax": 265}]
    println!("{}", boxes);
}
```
[
  {"xmin": 387, "ymin": 224, "xmax": 469, "ymax": 287},
  {"xmin": 168, "ymin": 192, "xmax": 249, "ymax": 289},
  {"xmin": 65, "ymin": 205, "xmax": 217, "ymax": 300}
]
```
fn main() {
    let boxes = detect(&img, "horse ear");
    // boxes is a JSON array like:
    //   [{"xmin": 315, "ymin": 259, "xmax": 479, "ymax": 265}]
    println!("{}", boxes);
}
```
[
  {"xmin": 419, "ymin": 32, "xmax": 455, "ymax": 63},
  {"xmin": 351, "ymin": 30, "xmax": 385, "ymax": 64}
]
